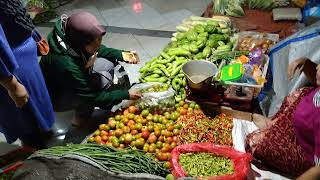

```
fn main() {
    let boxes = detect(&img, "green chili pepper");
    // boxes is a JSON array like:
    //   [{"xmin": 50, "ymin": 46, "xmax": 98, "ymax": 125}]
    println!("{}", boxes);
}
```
[
  {"xmin": 179, "ymin": 153, "xmax": 234, "ymax": 178},
  {"xmin": 170, "ymin": 64, "xmax": 184, "ymax": 78},
  {"xmin": 160, "ymin": 51, "xmax": 170, "ymax": 59},
  {"xmin": 150, "ymin": 64, "xmax": 166, "ymax": 70},
  {"xmin": 172, "ymin": 78, "xmax": 182, "ymax": 91},
  {"xmin": 168, "ymin": 48, "xmax": 191, "ymax": 57}
]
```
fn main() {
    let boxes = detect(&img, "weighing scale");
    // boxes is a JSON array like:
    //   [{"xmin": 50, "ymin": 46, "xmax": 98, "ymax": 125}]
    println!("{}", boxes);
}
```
[{"xmin": 183, "ymin": 61, "xmax": 255, "ymax": 113}]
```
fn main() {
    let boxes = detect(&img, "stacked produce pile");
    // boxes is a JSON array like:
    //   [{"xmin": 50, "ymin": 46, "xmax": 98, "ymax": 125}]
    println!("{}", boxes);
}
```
[
  {"xmin": 87, "ymin": 101, "xmax": 201, "ymax": 168},
  {"xmin": 212, "ymin": 0, "xmax": 290, "ymax": 17},
  {"xmin": 177, "ymin": 111, "xmax": 233, "ymax": 146},
  {"xmin": 139, "ymin": 16, "xmax": 233, "ymax": 100}
]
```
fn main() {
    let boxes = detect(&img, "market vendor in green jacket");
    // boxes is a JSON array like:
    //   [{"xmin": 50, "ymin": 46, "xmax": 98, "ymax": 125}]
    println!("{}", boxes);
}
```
[{"xmin": 40, "ymin": 11, "xmax": 141, "ymax": 126}]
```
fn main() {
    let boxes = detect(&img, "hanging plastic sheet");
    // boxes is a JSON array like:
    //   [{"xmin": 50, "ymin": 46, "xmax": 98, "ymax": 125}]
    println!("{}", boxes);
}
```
[{"xmin": 259, "ymin": 20, "xmax": 320, "ymax": 116}]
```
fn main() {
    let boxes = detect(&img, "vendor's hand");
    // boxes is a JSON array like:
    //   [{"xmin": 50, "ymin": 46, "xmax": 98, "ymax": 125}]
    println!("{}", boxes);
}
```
[
  {"xmin": 8, "ymin": 82, "xmax": 29, "ymax": 108},
  {"xmin": 129, "ymin": 89, "xmax": 141, "ymax": 100},
  {"xmin": 85, "ymin": 52, "xmax": 98, "ymax": 68},
  {"xmin": 122, "ymin": 51, "xmax": 140, "ymax": 64},
  {"xmin": 316, "ymin": 64, "xmax": 320, "ymax": 85},
  {"xmin": 287, "ymin": 58, "xmax": 308, "ymax": 80}
]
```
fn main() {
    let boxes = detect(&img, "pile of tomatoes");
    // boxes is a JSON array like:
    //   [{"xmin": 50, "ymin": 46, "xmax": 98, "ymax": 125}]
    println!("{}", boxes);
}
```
[{"xmin": 88, "ymin": 102, "xmax": 200, "ymax": 168}]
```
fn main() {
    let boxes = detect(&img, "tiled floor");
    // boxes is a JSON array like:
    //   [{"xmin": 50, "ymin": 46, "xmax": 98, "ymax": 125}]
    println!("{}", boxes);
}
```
[{"xmin": 0, "ymin": 0, "xmax": 211, "ymax": 149}]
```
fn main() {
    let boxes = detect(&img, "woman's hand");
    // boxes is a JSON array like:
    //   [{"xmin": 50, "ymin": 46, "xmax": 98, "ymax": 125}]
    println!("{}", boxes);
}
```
[
  {"xmin": 0, "ymin": 76, "xmax": 29, "ymax": 108},
  {"xmin": 128, "ymin": 89, "xmax": 141, "ymax": 100},
  {"xmin": 8, "ymin": 82, "xmax": 29, "ymax": 108},
  {"xmin": 122, "ymin": 51, "xmax": 140, "ymax": 64},
  {"xmin": 287, "ymin": 58, "xmax": 308, "ymax": 80}
]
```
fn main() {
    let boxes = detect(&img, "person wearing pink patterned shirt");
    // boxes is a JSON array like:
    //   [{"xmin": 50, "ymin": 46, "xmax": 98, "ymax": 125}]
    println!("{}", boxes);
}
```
[{"xmin": 246, "ymin": 57, "xmax": 320, "ymax": 178}]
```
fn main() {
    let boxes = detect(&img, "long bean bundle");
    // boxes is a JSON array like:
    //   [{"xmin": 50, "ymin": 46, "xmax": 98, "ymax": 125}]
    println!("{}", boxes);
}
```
[{"xmin": 34, "ymin": 144, "xmax": 170, "ymax": 177}]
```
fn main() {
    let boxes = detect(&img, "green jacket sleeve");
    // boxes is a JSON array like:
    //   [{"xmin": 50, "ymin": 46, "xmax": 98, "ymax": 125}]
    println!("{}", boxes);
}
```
[
  {"xmin": 65, "ymin": 59, "xmax": 129, "ymax": 107},
  {"xmin": 97, "ymin": 45, "xmax": 124, "ymax": 63}
]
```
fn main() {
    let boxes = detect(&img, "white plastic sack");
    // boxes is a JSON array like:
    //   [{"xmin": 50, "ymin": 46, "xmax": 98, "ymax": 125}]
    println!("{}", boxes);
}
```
[
  {"xmin": 261, "ymin": 21, "xmax": 320, "ymax": 117},
  {"xmin": 231, "ymin": 119, "xmax": 291, "ymax": 180},
  {"xmin": 131, "ymin": 82, "xmax": 176, "ymax": 113},
  {"xmin": 232, "ymin": 119, "xmax": 258, "ymax": 153},
  {"xmin": 130, "ymin": 82, "xmax": 175, "ymax": 99}
]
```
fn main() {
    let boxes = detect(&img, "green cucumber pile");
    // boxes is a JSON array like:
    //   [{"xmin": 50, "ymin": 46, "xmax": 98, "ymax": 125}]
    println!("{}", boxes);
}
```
[
  {"xmin": 139, "ymin": 17, "xmax": 234, "ymax": 101},
  {"xmin": 179, "ymin": 152, "xmax": 234, "ymax": 178}
]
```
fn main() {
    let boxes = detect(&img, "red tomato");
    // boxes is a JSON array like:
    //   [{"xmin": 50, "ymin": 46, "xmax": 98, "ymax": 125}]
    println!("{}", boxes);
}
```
[
  {"xmin": 141, "ymin": 118, "xmax": 148, "ymax": 125},
  {"xmin": 131, "ymin": 130, "xmax": 138, "ymax": 135},
  {"xmin": 101, "ymin": 135, "xmax": 108, "ymax": 142},
  {"xmin": 166, "ymin": 137, "xmax": 174, "ymax": 144},
  {"xmin": 109, "ymin": 130, "xmax": 115, "ymax": 136},
  {"xmin": 163, "ymin": 161, "xmax": 172, "ymax": 169},
  {"xmin": 99, "ymin": 141, "xmax": 106, "ymax": 145},
  {"xmin": 147, "ymin": 124, "xmax": 154, "ymax": 132},
  {"xmin": 119, "ymin": 144, "xmax": 125, "ymax": 149},
  {"xmin": 143, "ymin": 143, "xmax": 150, "ymax": 152},
  {"xmin": 108, "ymin": 119, "xmax": 117, "ymax": 129},
  {"xmin": 158, "ymin": 136, "xmax": 164, "ymax": 142},
  {"xmin": 124, "ymin": 134, "xmax": 133, "ymax": 144},
  {"xmin": 100, "ymin": 130, "xmax": 108, "ymax": 136},
  {"xmin": 173, "ymin": 136, "xmax": 178, "ymax": 142},
  {"xmin": 163, "ymin": 143, "xmax": 171, "ymax": 152},
  {"xmin": 157, "ymin": 152, "xmax": 168, "ymax": 161},
  {"xmin": 141, "ymin": 130, "xmax": 150, "ymax": 139},
  {"xmin": 129, "ymin": 124, "xmax": 136, "ymax": 131},
  {"xmin": 99, "ymin": 124, "xmax": 107, "ymax": 131},
  {"xmin": 121, "ymin": 118, "xmax": 129, "ymax": 125},
  {"xmin": 154, "ymin": 129, "xmax": 161, "ymax": 137},
  {"xmin": 123, "ymin": 109, "xmax": 130, "ymax": 116},
  {"xmin": 148, "ymin": 146, "xmax": 156, "ymax": 153},
  {"xmin": 128, "ymin": 106, "xmax": 137, "ymax": 114},
  {"xmin": 122, "ymin": 126, "xmax": 131, "ymax": 134},
  {"xmin": 88, "ymin": 136, "xmax": 95, "ymax": 143},
  {"xmin": 166, "ymin": 153, "xmax": 172, "ymax": 160},
  {"xmin": 129, "ymin": 119, "xmax": 136, "ymax": 124},
  {"xmin": 95, "ymin": 136, "xmax": 102, "ymax": 143},
  {"xmin": 171, "ymin": 142, "xmax": 177, "ymax": 149},
  {"xmin": 115, "ymin": 129, "xmax": 124, "ymax": 138},
  {"xmin": 179, "ymin": 108, "xmax": 188, "ymax": 115},
  {"xmin": 147, "ymin": 134, "xmax": 157, "ymax": 144},
  {"xmin": 166, "ymin": 125, "xmax": 174, "ymax": 132},
  {"xmin": 173, "ymin": 129, "xmax": 179, "ymax": 136},
  {"xmin": 135, "ymin": 138, "xmax": 145, "ymax": 149},
  {"xmin": 141, "ymin": 126, "xmax": 148, "ymax": 132}
]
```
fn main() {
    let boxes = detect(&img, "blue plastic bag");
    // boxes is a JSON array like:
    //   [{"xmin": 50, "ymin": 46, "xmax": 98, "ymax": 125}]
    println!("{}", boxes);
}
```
[{"xmin": 303, "ymin": 0, "xmax": 320, "ymax": 24}]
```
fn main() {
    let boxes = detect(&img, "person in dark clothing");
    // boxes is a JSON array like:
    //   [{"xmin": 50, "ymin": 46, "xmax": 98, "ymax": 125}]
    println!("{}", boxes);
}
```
[
  {"xmin": 40, "ymin": 11, "xmax": 140, "ymax": 127},
  {"xmin": 0, "ymin": 0, "xmax": 55, "ymax": 149}
]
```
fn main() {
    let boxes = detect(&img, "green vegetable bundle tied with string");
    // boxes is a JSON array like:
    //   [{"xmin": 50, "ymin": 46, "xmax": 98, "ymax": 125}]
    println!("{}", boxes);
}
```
[
  {"xmin": 179, "ymin": 152, "xmax": 234, "ymax": 178},
  {"xmin": 33, "ymin": 143, "xmax": 170, "ymax": 177}
]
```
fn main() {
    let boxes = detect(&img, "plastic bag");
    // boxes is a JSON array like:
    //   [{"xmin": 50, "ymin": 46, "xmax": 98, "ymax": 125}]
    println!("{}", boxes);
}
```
[
  {"xmin": 24, "ymin": 0, "xmax": 48, "ymax": 19},
  {"xmin": 303, "ymin": 0, "xmax": 320, "ymax": 25},
  {"xmin": 236, "ymin": 31, "xmax": 279, "ymax": 53},
  {"xmin": 130, "ymin": 82, "xmax": 176, "ymax": 114},
  {"xmin": 130, "ymin": 82, "xmax": 175, "ymax": 98},
  {"xmin": 171, "ymin": 143, "xmax": 252, "ymax": 180}
]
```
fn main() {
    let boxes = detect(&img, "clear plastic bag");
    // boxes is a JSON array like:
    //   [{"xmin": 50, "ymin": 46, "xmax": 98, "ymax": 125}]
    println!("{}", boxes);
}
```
[
  {"xmin": 235, "ymin": 31, "xmax": 279, "ymax": 53},
  {"xmin": 130, "ymin": 82, "xmax": 176, "ymax": 114}
]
